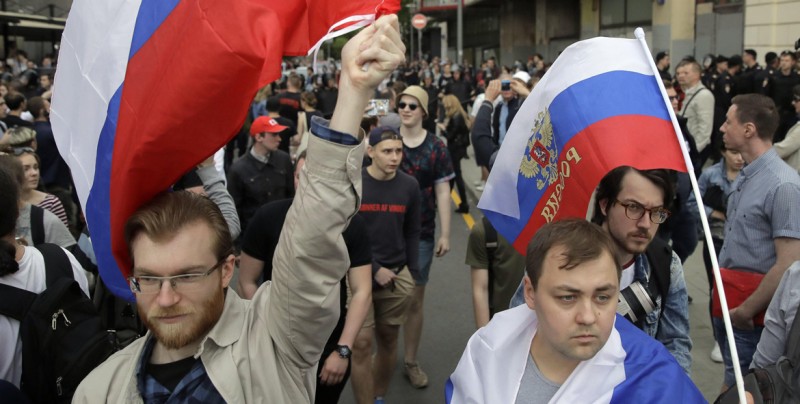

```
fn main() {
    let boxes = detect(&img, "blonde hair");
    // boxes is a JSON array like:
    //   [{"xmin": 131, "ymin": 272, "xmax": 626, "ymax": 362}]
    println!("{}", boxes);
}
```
[{"xmin": 442, "ymin": 94, "xmax": 471, "ymax": 129}]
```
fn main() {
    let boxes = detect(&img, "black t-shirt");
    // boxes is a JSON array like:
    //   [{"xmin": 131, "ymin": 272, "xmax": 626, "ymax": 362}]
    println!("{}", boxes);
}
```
[
  {"xmin": 241, "ymin": 198, "xmax": 371, "ymax": 348},
  {"xmin": 273, "ymin": 115, "xmax": 296, "ymax": 154},
  {"xmin": 277, "ymin": 92, "xmax": 302, "ymax": 126},
  {"xmin": 146, "ymin": 356, "xmax": 197, "ymax": 391},
  {"xmin": 360, "ymin": 168, "xmax": 421, "ymax": 278}
]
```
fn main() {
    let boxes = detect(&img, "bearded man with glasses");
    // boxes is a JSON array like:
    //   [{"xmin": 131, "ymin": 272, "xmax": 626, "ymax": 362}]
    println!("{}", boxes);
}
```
[
  {"xmin": 73, "ymin": 14, "xmax": 406, "ymax": 403},
  {"xmin": 511, "ymin": 166, "xmax": 692, "ymax": 374}
]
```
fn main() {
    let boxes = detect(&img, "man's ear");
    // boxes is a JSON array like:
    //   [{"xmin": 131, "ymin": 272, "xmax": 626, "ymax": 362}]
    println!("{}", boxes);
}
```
[
  {"xmin": 220, "ymin": 254, "xmax": 235, "ymax": 288},
  {"xmin": 523, "ymin": 275, "xmax": 536, "ymax": 310},
  {"xmin": 599, "ymin": 198, "xmax": 609, "ymax": 216}
]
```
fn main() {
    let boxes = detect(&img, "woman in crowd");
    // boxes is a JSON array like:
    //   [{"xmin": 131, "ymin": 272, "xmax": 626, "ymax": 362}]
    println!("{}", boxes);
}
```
[
  {"xmin": 694, "ymin": 142, "xmax": 744, "ymax": 362},
  {"xmin": 438, "ymin": 94, "xmax": 471, "ymax": 214},
  {"xmin": 13, "ymin": 148, "xmax": 68, "ymax": 227}
]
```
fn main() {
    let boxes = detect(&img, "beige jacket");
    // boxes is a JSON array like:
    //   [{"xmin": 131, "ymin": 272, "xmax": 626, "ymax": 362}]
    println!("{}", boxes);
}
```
[
  {"xmin": 679, "ymin": 82, "xmax": 715, "ymax": 151},
  {"xmin": 73, "ymin": 132, "xmax": 364, "ymax": 403},
  {"xmin": 775, "ymin": 122, "xmax": 800, "ymax": 172}
]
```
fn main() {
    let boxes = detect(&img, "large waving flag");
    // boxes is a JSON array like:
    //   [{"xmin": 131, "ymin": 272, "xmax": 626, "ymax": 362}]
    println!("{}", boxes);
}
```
[
  {"xmin": 445, "ymin": 306, "xmax": 705, "ymax": 403},
  {"xmin": 50, "ymin": 0, "xmax": 399, "ymax": 300},
  {"xmin": 478, "ymin": 36, "xmax": 687, "ymax": 253}
]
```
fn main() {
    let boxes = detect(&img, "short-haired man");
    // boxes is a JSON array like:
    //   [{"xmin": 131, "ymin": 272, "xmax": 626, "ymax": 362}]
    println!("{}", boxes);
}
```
[
  {"xmin": 448, "ymin": 220, "xmax": 703, "ymax": 403},
  {"xmin": 769, "ymin": 51, "xmax": 800, "ymax": 142},
  {"xmin": 396, "ymin": 85, "xmax": 455, "ymax": 388},
  {"xmin": 676, "ymin": 59, "xmax": 716, "ymax": 166},
  {"xmin": 73, "ymin": 16, "xmax": 405, "ymax": 402},
  {"xmin": 351, "ymin": 126, "xmax": 421, "ymax": 403},
  {"xmin": 2, "ymin": 93, "xmax": 34, "ymax": 129},
  {"xmin": 714, "ymin": 94, "xmax": 800, "ymax": 391},
  {"xmin": 227, "ymin": 115, "xmax": 294, "ymax": 234},
  {"xmin": 511, "ymin": 167, "xmax": 693, "ymax": 373}
]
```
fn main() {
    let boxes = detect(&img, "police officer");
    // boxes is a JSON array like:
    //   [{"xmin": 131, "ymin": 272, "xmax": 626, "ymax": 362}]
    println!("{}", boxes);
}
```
[
  {"xmin": 711, "ymin": 55, "xmax": 742, "ymax": 161},
  {"xmin": 755, "ymin": 52, "xmax": 780, "ymax": 95},
  {"xmin": 737, "ymin": 49, "xmax": 762, "ymax": 95},
  {"xmin": 770, "ymin": 51, "xmax": 800, "ymax": 142}
]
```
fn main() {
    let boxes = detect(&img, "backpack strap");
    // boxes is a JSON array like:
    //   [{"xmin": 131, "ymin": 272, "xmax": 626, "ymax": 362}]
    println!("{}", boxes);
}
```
[
  {"xmin": 482, "ymin": 216, "xmax": 498, "ymax": 315},
  {"xmin": 35, "ymin": 243, "xmax": 74, "ymax": 287},
  {"xmin": 644, "ymin": 237, "xmax": 673, "ymax": 326},
  {"xmin": 0, "ymin": 283, "xmax": 37, "ymax": 322},
  {"xmin": 30, "ymin": 205, "xmax": 45, "ymax": 246}
]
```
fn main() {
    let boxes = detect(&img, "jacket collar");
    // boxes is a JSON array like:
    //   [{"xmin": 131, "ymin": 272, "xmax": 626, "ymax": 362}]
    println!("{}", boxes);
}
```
[{"xmin": 197, "ymin": 288, "xmax": 247, "ymax": 355}]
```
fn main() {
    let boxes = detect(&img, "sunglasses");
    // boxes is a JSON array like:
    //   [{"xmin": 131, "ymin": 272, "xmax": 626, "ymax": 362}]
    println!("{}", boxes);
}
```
[
  {"xmin": 398, "ymin": 102, "xmax": 419, "ymax": 111},
  {"xmin": 12, "ymin": 147, "xmax": 35, "ymax": 156}
]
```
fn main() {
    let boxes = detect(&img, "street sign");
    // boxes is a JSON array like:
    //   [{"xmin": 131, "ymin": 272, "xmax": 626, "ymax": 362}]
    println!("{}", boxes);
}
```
[{"xmin": 412, "ymin": 13, "xmax": 427, "ymax": 30}]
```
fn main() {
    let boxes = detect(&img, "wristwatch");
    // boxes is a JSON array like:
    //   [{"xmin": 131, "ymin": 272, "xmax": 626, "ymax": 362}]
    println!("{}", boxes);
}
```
[{"xmin": 335, "ymin": 345, "xmax": 352, "ymax": 359}]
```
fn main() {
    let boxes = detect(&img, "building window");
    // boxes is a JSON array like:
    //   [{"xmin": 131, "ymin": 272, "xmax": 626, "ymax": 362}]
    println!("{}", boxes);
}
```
[{"xmin": 600, "ymin": 0, "xmax": 652, "ymax": 28}]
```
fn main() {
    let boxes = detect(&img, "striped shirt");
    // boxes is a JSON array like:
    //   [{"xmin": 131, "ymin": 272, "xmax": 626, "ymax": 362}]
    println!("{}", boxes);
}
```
[
  {"xmin": 37, "ymin": 193, "xmax": 68, "ymax": 228},
  {"xmin": 719, "ymin": 149, "xmax": 800, "ymax": 273}
]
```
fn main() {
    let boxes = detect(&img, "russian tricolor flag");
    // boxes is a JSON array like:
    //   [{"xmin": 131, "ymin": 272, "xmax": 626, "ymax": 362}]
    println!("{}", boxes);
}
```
[
  {"xmin": 445, "ymin": 306, "xmax": 705, "ymax": 403},
  {"xmin": 51, "ymin": 0, "xmax": 398, "ymax": 300},
  {"xmin": 478, "ymin": 36, "xmax": 688, "ymax": 253}
]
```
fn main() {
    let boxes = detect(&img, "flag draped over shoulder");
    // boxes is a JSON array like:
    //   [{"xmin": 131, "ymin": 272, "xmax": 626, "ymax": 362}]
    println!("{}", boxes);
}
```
[
  {"xmin": 444, "ymin": 306, "xmax": 705, "ymax": 404},
  {"xmin": 477, "ymin": 37, "xmax": 687, "ymax": 254},
  {"xmin": 50, "ymin": 0, "xmax": 399, "ymax": 300}
]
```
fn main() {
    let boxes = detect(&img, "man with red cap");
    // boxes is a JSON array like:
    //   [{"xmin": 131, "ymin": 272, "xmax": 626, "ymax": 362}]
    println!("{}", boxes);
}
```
[{"xmin": 227, "ymin": 116, "xmax": 294, "ymax": 234}]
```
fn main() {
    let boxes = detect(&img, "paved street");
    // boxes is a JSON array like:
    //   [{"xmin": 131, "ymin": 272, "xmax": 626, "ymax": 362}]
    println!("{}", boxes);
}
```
[{"xmin": 338, "ymin": 146, "xmax": 725, "ymax": 403}]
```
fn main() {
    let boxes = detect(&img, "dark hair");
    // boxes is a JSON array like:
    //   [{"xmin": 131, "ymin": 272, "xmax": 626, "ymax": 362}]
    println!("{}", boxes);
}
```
[
  {"xmin": 266, "ymin": 96, "xmax": 280, "ymax": 113},
  {"xmin": 124, "ymin": 191, "xmax": 233, "ymax": 269},
  {"xmin": 287, "ymin": 74, "xmax": 302, "ymax": 90},
  {"xmin": 731, "ymin": 94, "xmax": 779, "ymax": 141},
  {"xmin": 0, "ymin": 154, "xmax": 26, "ymax": 189},
  {"xmin": 0, "ymin": 162, "xmax": 20, "ymax": 276},
  {"xmin": 590, "ymin": 166, "xmax": 674, "ymax": 225},
  {"xmin": 781, "ymin": 50, "xmax": 798, "ymax": 61},
  {"xmin": 300, "ymin": 91, "xmax": 317, "ymax": 108},
  {"xmin": 744, "ymin": 49, "xmax": 757, "ymax": 59},
  {"xmin": 4, "ymin": 92, "xmax": 25, "ymax": 111},
  {"xmin": 765, "ymin": 52, "xmax": 778, "ymax": 65},
  {"xmin": 27, "ymin": 96, "xmax": 46, "ymax": 118},
  {"xmin": 525, "ymin": 219, "xmax": 621, "ymax": 290}
]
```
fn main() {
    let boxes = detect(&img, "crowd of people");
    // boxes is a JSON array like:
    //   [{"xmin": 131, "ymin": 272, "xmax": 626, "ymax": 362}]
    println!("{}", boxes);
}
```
[{"xmin": 1, "ymin": 13, "xmax": 800, "ymax": 403}]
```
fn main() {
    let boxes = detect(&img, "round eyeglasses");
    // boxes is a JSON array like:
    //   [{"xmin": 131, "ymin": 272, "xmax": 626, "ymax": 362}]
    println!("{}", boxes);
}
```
[{"xmin": 614, "ymin": 200, "xmax": 671, "ymax": 224}]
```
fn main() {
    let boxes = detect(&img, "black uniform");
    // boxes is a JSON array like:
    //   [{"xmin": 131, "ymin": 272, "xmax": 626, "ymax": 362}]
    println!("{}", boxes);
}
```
[
  {"xmin": 769, "ymin": 69, "xmax": 800, "ymax": 142},
  {"xmin": 737, "ymin": 64, "xmax": 762, "ymax": 94}
]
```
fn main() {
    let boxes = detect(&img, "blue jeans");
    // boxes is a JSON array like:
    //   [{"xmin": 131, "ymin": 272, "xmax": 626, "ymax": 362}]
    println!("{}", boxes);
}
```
[
  {"xmin": 415, "ymin": 237, "xmax": 435, "ymax": 286},
  {"xmin": 712, "ymin": 317, "xmax": 764, "ymax": 387}
]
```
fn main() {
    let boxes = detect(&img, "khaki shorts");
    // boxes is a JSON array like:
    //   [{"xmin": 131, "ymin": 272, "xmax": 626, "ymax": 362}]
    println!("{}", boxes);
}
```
[{"xmin": 355, "ymin": 267, "xmax": 415, "ymax": 328}]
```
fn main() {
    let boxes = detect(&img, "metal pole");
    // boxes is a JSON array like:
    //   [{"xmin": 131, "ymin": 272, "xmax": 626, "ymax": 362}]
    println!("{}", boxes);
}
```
[
  {"xmin": 410, "ymin": 23, "xmax": 415, "ymax": 61},
  {"xmin": 457, "ymin": 0, "xmax": 463, "ymax": 65},
  {"xmin": 418, "ymin": 26, "xmax": 422, "ymax": 61}
]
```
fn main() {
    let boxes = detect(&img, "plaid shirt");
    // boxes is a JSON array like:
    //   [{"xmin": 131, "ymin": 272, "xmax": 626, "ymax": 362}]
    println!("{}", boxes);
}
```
[{"xmin": 136, "ymin": 337, "xmax": 225, "ymax": 404}]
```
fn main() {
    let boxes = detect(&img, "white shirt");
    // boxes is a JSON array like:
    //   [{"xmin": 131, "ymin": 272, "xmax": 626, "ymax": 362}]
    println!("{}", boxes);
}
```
[
  {"xmin": 0, "ymin": 246, "xmax": 89, "ymax": 387},
  {"xmin": 620, "ymin": 260, "xmax": 636, "ymax": 290}
]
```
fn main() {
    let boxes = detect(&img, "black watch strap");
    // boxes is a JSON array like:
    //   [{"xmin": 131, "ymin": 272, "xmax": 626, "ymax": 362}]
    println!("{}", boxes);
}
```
[{"xmin": 335, "ymin": 344, "xmax": 352, "ymax": 359}]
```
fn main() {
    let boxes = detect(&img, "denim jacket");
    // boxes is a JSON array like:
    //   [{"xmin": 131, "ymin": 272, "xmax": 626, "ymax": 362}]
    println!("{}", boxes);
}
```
[{"xmin": 509, "ymin": 251, "xmax": 693, "ymax": 374}]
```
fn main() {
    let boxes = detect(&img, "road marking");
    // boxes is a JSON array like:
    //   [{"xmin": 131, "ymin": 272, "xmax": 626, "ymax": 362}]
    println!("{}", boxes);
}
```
[{"xmin": 451, "ymin": 189, "xmax": 475, "ymax": 230}]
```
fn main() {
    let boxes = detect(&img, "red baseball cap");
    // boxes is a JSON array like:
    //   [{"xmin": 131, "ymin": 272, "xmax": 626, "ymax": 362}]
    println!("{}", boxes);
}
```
[{"xmin": 250, "ymin": 116, "xmax": 288, "ymax": 136}]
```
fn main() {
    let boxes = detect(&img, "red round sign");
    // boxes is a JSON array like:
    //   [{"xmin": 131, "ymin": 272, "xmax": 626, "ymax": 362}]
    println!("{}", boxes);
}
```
[{"xmin": 412, "ymin": 13, "xmax": 427, "ymax": 30}]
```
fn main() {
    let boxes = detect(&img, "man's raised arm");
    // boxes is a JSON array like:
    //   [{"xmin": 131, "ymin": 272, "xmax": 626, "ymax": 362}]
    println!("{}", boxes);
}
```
[{"xmin": 267, "ymin": 15, "xmax": 405, "ymax": 368}]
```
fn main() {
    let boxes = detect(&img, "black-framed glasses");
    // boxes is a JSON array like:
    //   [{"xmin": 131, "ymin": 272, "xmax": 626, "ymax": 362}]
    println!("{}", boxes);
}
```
[
  {"xmin": 397, "ymin": 102, "xmax": 419, "ymax": 111},
  {"xmin": 614, "ymin": 200, "xmax": 671, "ymax": 224},
  {"xmin": 128, "ymin": 258, "xmax": 226, "ymax": 294}
]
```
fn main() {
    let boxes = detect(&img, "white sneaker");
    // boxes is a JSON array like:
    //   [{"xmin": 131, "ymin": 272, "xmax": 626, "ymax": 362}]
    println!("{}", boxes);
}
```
[{"xmin": 710, "ymin": 342, "xmax": 723, "ymax": 363}]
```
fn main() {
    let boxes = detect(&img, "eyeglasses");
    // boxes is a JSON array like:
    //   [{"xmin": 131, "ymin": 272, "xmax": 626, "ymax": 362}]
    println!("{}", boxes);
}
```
[
  {"xmin": 128, "ymin": 258, "xmax": 226, "ymax": 294},
  {"xmin": 397, "ymin": 102, "xmax": 419, "ymax": 111},
  {"xmin": 614, "ymin": 200, "xmax": 671, "ymax": 224}
]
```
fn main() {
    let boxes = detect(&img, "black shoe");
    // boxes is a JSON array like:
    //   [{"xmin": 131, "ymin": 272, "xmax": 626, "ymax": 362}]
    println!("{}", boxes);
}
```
[{"xmin": 455, "ymin": 204, "xmax": 469, "ymax": 214}]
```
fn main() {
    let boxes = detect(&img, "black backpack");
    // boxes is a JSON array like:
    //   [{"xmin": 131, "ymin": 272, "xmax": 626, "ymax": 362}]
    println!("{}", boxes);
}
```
[{"xmin": 0, "ymin": 243, "xmax": 117, "ymax": 403}]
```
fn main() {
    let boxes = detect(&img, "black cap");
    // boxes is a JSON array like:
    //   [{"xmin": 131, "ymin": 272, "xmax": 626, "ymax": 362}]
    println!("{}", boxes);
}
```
[
  {"xmin": 728, "ymin": 55, "xmax": 743, "ymax": 67},
  {"xmin": 368, "ymin": 126, "xmax": 402, "ymax": 146}
]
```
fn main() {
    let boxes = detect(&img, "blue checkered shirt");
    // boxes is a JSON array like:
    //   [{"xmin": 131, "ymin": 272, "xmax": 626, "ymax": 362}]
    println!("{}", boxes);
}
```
[{"xmin": 136, "ymin": 337, "xmax": 225, "ymax": 404}]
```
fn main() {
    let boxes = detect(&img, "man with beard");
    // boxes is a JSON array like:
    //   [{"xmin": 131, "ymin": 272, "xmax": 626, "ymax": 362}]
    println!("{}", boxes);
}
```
[
  {"xmin": 511, "ymin": 167, "xmax": 692, "ymax": 374},
  {"xmin": 73, "ymin": 14, "xmax": 406, "ymax": 403}
]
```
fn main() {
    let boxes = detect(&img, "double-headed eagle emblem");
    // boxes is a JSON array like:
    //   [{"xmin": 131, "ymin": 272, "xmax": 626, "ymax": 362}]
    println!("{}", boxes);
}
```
[{"xmin": 519, "ymin": 108, "xmax": 559, "ymax": 190}]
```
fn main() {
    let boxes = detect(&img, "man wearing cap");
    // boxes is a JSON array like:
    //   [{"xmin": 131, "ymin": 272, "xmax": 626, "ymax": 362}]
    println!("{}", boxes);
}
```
[
  {"xmin": 396, "ymin": 85, "xmax": 455, "ymax": 388},
  {"xmin": 227, "ymin": 115, "xmax": 294, "ymax": 234},
  {"xmin": 351, "ymin": 126, "xmax": 421, "ymax": 404}
]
